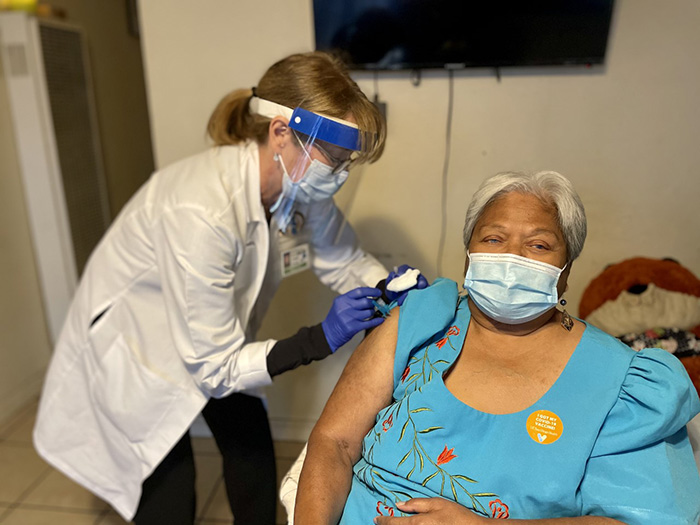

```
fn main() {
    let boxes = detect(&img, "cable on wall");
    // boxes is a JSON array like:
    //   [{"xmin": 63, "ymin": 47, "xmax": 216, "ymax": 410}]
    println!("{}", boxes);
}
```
[{"xmin": 436, "ymin": 69, "xmax": 455, "ymax": 277}]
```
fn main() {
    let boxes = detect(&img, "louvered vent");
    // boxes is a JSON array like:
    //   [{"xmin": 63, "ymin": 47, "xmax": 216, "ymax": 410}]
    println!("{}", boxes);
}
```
[{"xmin": 39, "ymin": 23, "xmax": 109, "ymax": 275}]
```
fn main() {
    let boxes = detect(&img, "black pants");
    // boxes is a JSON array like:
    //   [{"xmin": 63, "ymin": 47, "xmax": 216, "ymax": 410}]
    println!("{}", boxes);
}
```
[{"xmin": 133, "ymin": 393, "xmax": 277, "ymax": 525}]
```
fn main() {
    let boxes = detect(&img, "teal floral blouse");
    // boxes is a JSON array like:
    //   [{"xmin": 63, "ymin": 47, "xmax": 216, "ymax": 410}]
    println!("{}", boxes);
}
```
[{"xmin": 338, "ymin": 279, "xmax": 700, "ymax": 524}]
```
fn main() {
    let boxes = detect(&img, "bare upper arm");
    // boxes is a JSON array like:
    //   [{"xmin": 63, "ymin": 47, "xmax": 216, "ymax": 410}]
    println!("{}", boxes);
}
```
[{"xmin": 310, "ymin": 308, "xmax": 400, "ymax": 462}]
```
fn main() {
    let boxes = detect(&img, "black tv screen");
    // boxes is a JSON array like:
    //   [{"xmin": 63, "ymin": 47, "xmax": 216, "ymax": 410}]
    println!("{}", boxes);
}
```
[{"xmin": 313, "ymin": 0, "xmax": 615, "ymax": 70}]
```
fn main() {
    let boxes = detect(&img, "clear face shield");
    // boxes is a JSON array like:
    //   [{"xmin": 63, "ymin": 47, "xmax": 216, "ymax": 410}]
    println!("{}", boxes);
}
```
[{"xmin": 250, "ymin": 97, "xmax": 361, "ymax": 230}]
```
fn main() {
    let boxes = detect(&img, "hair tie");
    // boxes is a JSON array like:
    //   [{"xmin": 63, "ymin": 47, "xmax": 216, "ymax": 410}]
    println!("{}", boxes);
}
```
[{"xmin": 251, "ymin": 86, "xmax": 257, "ymax": 97}]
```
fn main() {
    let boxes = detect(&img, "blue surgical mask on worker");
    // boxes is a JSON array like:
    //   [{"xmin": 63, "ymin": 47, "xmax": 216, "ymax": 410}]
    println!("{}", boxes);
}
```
[
  {"xmin": 270, "ymin": 152, "xmax": 348, "ymax": 229},
  {"xmin": 463, "ymin": 251, "xmax": 566, "ymax": 324},
  {"xmin": 292, "ymin": 132, "xmax": 349, "ymax": 203},
  {"xmin": 271, "ymin": 139, "xmax": 349, "ymax": 205}
]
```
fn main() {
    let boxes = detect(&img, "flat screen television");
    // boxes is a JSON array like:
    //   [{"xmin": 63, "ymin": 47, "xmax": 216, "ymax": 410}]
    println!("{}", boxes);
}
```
[{"xmin": 313, "ymin": 0, "xmax": 615, "ymax": 71}]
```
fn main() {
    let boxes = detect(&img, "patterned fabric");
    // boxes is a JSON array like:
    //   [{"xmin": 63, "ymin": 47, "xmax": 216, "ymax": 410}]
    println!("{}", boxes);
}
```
[
  {"xmin": 618, "ymin": 328, "xmax": 700, "ymax": 358},
  {"xmin": 338, "ymin": 279, "xmax": 700, "ymax": 524}
]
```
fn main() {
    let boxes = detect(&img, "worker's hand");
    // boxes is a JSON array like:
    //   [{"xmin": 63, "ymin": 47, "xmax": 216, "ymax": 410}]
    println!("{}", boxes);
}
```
[
  {"xmin": 385, "ymin": 264, "xmax": 429, "ymax": 306},
  {"xmin": 322, "ymin": 287, "xmax": 384, "ymax": 352}
]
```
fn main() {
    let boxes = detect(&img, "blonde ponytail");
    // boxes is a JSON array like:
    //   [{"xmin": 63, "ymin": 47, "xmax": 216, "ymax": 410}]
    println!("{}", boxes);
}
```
[{"xmin": 206, "ymin": 88, "xmax": 269, "ymax": 146}]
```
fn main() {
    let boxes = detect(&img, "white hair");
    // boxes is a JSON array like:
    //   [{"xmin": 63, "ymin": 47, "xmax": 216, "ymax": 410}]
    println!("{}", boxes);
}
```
[{"xmin": 462, "ymin": 171, "xmax": 587, "ymax": 261}]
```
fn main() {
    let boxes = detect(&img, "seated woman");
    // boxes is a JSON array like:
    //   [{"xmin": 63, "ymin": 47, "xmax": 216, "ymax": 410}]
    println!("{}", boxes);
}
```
[{"xmin": 293, "ymin": 171, "xmax": 700, "ymax": 524}]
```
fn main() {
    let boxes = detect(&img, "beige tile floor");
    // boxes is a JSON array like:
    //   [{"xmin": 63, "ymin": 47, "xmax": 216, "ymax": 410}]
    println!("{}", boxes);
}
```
[{"xmin": 0, "ymin": 399, "xmax": 303, "ymax": 524}]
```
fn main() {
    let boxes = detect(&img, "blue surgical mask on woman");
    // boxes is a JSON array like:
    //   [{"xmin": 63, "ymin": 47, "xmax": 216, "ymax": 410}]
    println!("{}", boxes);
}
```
[{"xmin": 463, "ymin": 251, "xmax": 566, "ymax": 324}]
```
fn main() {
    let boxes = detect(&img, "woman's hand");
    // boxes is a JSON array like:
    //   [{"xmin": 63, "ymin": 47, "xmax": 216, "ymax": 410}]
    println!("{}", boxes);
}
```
[
  {"xmin": 375, "ymin": 499, "xmax": 628, "ymax": 525},
  {"xmin": 374, "ymin": 498, "xmax": 489, "ymax": 524}
]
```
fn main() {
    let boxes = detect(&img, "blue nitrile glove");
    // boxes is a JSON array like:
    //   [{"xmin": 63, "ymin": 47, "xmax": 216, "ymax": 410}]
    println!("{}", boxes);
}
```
[
  {"xmin": 321, "ymin": 287, "xmax": 385, "ymax": 352},
  {"xmin": 385, "ymin": 264, "xmax": 430, "ymax": 306}
]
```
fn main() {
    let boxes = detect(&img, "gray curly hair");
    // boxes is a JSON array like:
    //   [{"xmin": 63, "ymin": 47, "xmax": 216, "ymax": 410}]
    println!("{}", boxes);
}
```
[{"xmin": 462, "ymin": 171, "xmax": 587, "ymax": 262}]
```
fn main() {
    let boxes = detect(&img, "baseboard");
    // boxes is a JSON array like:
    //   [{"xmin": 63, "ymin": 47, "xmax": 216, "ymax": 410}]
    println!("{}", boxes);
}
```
[
  {"xmin": 190, "ymin": 413, "xmax": 314, "ymax": 442},
  {"xmin": 269, "ymin": 416, "xmax": 315, "ymax": 443},
  {"xmin": 186, "ymin": 407, "xmax": 318, "ymax": 443}
]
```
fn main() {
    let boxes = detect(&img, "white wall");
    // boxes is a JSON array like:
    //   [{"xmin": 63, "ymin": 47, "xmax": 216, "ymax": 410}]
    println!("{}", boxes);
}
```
[
  {"xmin": 0, "ymin": 53, "xmax": 53, "ymax": 422},
  {"xmin": 138, "ymin": 0, "xmax": 700, "ymax": 441}
]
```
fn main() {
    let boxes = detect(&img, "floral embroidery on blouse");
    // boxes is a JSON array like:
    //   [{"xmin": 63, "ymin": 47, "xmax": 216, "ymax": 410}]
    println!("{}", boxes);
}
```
[
  {"xmin": 359, "ymin": 319, "xmax": 509, "ymax": 518},
  {"xmin": 489, "ymin": 498, "xmax": 510, "ymax": 519},
  {"xmin": 437, "ymin": 445, "xmax": 457, "ymax": 465},
  {"xmin": 382, "ymin": 413, "xmax": 393, "ymax": 432},
  {"xmin": 376, "ymin": 501, "xmax": 395, "ymax": 516}
]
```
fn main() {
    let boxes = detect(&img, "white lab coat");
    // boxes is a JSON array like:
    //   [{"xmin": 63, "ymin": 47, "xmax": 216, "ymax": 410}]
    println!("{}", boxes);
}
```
[{"xmin": 33, "ymin": 141, "xmax": 387, "ymax": 520}]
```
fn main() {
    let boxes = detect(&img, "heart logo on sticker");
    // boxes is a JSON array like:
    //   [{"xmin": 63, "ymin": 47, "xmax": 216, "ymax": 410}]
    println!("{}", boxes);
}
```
[{"xmin": 526, "ymin": 410, "xmax": 563, "ymax": 445}]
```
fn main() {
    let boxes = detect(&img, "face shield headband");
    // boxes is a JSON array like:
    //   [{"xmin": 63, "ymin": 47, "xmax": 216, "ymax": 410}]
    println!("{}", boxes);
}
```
[
  {"xmin": 249, "ymin": 96, "xmax": 361, "ymax": 151},
  {"xmin": 250, "ymin": 96, "xmax": 361, "ymax": 230}
]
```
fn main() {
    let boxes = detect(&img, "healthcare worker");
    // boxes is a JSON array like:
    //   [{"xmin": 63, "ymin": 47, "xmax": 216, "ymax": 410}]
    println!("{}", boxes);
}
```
[{"xmin": 33, "ymin": 51, "xmax": 427, "ymax": 525}]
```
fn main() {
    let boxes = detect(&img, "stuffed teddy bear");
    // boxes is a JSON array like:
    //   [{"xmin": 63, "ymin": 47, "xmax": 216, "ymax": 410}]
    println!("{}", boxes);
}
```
[
  {"xmin": 579, "ymin": 256, "xmax": 700, "ymax": 468},
  {"xmin": 579, "ymin": 257, "xmax": 700, "ymax": 387},
  {"xmin": 580, "ymin": 257, "xmax": 700, "ymax": 335}
]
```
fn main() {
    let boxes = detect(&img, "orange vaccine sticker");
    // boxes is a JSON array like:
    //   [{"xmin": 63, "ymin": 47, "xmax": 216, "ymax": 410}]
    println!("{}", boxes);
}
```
[{"xmin": 526, "ymin": 410, "xmax": 563, "ymax": 445}]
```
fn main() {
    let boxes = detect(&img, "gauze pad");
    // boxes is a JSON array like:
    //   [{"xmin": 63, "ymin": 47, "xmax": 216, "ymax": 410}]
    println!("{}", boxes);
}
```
[{"xmin": 387, "ymin": 268, "xmax": 421, "ymax": 293}]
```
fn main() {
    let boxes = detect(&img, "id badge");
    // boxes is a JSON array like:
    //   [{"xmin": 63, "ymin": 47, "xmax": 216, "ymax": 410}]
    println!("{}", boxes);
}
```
[
  {"xmin": 277, "ymin": 211, "xmax": 311, "ymax": 278},
  {"xmin": 280, "ymin": 243, "xmax": 310, "ymax": 277}
]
